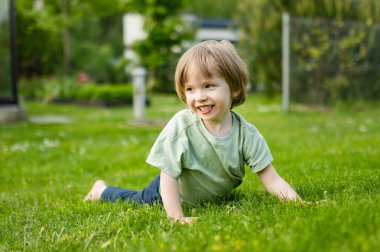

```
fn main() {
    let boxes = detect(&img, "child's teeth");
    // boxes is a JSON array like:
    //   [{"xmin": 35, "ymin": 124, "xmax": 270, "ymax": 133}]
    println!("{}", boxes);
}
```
[{"xmin": 200, "ymin": 106, "xmax": 211, "ymax": 111}]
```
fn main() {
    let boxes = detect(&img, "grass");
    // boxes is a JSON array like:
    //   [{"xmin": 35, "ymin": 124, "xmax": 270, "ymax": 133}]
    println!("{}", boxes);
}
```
[{"xmin": 1, "ymin": 93, "xmax": 379, "ymax": 251}]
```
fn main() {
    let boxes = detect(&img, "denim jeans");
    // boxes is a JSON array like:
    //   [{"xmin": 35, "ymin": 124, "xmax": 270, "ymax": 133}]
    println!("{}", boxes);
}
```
[{"xmin": 101, "ymin": 175, "xmax": 162, "ymax": 204}]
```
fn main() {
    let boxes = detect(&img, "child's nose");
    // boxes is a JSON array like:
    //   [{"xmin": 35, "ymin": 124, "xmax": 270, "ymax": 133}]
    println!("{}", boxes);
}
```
[{"xmin": 195, "ymin": 90, "xmax": 207, "ymax": 101}]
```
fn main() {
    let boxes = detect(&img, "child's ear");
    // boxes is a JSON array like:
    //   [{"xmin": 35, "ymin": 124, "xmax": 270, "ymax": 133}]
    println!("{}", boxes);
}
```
[{"xmin": 232, "ymin": 90, "xmax": 240, "ymax": 98}]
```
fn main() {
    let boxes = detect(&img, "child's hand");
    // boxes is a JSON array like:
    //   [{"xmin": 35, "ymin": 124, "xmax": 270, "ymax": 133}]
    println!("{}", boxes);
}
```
[{"xmin": 173, "ymin": 216, "xmax": 199, "ymax": 225}]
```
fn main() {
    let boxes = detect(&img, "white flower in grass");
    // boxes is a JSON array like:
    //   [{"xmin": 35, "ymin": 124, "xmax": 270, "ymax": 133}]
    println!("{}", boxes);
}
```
[
  {"xmin": 43, "ymin": 138, "xmax": 60, "ymax": 148},
  {"xmin": 10, "ymin": 142, "xmax": 29, "ymax": 152},
  {"xmin": 120, "ymin": 139, "xmax": 129, "ymax": 146},
  {"xmin": 310, "ymin": 126, "xmax": 319, "ymax": 133},
  {"xmin": 79, "ymin": 146, "xmax": 86, "ymax": 155},
  {"xmin": 358, "ymin": 125, "xmax": 368, "ymax": 133},
  {"xmin": 129, "ymin": 136, "xmax": 140, "ymax": 144},
  {"xmin": 2, "ymin": 145, "xmax": 9, "ymax": 152}
]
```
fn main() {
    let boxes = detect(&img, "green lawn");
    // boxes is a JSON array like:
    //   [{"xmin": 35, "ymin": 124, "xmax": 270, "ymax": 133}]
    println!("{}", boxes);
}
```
[{"xmin": 1, "ymin": 94, "xmax": 379, "ymax": 251}]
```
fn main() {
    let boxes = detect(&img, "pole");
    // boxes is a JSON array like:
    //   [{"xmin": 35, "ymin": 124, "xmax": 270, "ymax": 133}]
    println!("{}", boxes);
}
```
[
  {"xmin": 282, "ymin": 12, "xmax": 290, "ymax": 113},
  {"xmin": 132, "ymin": 67, "xmax": 146, "ymax": 120}
]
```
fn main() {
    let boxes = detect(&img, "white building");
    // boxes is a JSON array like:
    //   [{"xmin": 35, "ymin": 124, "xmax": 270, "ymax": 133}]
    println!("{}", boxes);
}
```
[{"xmin": 196, "ymin": 19, "xmax": 238, "ymax": 44}]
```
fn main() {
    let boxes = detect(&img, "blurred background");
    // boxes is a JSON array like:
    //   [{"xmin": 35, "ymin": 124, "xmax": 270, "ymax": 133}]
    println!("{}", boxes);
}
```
[{"xmin": 1, "ymin": 0, "xmax": 380, "ymax": 108}]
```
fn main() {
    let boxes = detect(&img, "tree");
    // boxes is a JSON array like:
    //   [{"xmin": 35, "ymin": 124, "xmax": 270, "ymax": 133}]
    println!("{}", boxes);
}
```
[
  {"xmin": 16, "ymin": 0, "xmax": 137, "ymax": 78},
  {"xmin": 131, "ymin": 0, "xmax": 193, "ymax": 92},
  {"xmin": 17, "ymin": 0, "xmax": 192, "ymax": 87},
  {"xmin": 184, "ymin": 0, "xmax": 236, "ymax": 19},
  {"xmin": 16, "ymin": 0, "xmax": 63, "ymax": 77}
]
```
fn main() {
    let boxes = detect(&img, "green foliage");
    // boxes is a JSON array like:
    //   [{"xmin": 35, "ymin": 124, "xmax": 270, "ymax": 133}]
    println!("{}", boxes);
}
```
[
  {"xmin": 0, "ymin": 23, "xmax": 12, "ymax": 97},
  {"xmin": 19, "ymin": 77, "xmax": 78, "ymax": 103},
  {"xmin": 18, "ymin": 78, "xmax": 134, "ymax": 105},
  {"xmin": 235, "ymin": 0, "xmax": 380, "ymax": 101},
  {"xmin": 16, "ymin": 1, "xmax": 63, "ymax": 76},
  {"xmin": 16, "ymin": 0, "xmax": 134, "ymax": 81},
  {"xmin": 183, "ymin": 0, "xmax": 237, "ymax": 19},
  {"xmin": 0, "ymin": 94, "xmax": 379, "ymax": 251},
  {"xmin": 131, "ymin": 0, "xmax": 194, "ymax": 91},
  {"xmin": 0, "ymin": 1, "xmax": 11, "ymax": 97},
  {"xmin": 235, "ymin": 0, "xmax": 283, "ymax": 96},
  {"xmin": 16, "ymin": 0, "xmax": 193, "ymax": 87},
  {"xmin": 71, "ymin": 14, "xmax": 129, "ymax": 83},
  {"xmin": 76, "ymin": 84, "xmax": 133, "ymax": 104},
  {"xmin": 290, "ymin": 17, "xmax": 380, "ymax": 104}
]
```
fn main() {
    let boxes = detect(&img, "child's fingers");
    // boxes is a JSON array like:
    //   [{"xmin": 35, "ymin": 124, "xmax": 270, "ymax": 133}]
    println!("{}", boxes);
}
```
[{"xmin": 174, "ymin": 217, "xmax": 199, "ymax": 225}]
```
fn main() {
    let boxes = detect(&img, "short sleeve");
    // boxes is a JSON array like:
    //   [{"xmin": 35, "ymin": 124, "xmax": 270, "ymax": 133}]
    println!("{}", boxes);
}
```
[
  {"xmin": 243, "ymin": 126, "xmax": 273, "ymax": 173},
  {"xmin": 146, "ymin": 116, "xmax": 187, "ymax": 179}
]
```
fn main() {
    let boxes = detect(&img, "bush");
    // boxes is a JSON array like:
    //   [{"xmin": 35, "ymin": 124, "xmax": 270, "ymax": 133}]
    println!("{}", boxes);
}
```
[
  {"xmin": 19, "ymin": 78, "xmax": 138, "ymax": 106},
  {"xmin": 19, "ymin": 77, "xmax": 78, "ymax": 103},
  {"xmin": 76, "ymin": 84, "xmax": 134, "ymax": 105}
]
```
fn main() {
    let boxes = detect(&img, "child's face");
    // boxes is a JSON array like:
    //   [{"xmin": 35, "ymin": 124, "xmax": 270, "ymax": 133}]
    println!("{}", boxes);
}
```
[{"xmin": 184, "ymin": 65, "xmax": 233, "ymax": 126}]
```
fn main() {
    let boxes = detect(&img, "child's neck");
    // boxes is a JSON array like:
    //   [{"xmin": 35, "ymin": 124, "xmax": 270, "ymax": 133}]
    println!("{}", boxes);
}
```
[{"xmin": 202, "ymin": 112, "xmax": 233, "ymax": 137}]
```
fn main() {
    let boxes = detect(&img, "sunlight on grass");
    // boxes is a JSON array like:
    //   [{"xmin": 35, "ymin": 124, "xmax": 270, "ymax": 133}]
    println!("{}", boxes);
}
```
[{"xmin": 1, "ymin": 93, "xmax": 379, "ymax": 251}]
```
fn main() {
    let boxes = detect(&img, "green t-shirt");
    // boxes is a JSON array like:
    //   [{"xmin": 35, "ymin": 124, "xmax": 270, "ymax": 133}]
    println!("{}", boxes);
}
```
[{"xmin": 146, "ymin": 109, "xmax": 273, "ymax": 205}]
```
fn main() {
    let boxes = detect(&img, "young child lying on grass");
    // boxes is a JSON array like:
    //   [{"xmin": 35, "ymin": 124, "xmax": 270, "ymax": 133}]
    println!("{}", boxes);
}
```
[{"xmin": 84, "ymin": 40, "xmax": 302, "ymax": 224}]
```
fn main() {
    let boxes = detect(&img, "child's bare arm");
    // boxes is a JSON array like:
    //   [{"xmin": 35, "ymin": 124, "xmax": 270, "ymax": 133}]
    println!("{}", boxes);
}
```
[
  {"xmin": 160, "ymin": 171, "xmax": 198, "ymax": 224},
  {"xmin": 160, "ymin": 171, "xmax": 184, "ymax": 218},
  {"xmin": 257, "ymin": 164, "xmax": 301, "ymax": 201}
]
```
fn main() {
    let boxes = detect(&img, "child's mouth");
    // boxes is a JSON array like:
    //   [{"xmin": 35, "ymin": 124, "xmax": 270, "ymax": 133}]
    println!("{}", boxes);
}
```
[{"xmin": 198, "ymin": 105, "xmax": 214, "ymax": 113}]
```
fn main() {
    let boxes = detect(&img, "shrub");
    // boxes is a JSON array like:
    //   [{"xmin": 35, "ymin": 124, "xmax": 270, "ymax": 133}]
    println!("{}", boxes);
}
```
[
  {"xmin": 19, "ymin": 78, "xmax": 137, "ymax": 106},
  {"xmin": 19, "ymin": 77, "xmax": 78, "ymax": 103},
  {"xmin": 76, "ymin": 84, "xmax": 134, "ymax": 105}
]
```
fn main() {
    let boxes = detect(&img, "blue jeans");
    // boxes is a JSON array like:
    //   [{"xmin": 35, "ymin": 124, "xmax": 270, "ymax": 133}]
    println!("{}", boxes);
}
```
[{"xmin": 101, "ymin": 175, "xmax": 162, "ymax": 204}]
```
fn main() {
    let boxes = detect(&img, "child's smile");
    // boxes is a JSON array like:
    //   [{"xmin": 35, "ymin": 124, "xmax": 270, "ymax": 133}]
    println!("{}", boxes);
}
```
[{"xmin": 198, "ymin": 105, "xmax": 214, "ymax": 113}]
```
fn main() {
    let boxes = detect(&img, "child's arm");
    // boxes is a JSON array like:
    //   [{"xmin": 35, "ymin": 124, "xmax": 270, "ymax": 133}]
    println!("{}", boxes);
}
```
[
  {"xmin": 160, "ymin": 171, "xmax": 198, "ymax": 224},
  {"xmin": 257, "ymin": 164, "xmax": 301, "ymax": 201}
]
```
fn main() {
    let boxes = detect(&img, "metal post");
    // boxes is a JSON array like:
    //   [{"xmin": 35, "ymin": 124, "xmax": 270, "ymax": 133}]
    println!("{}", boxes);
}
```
[
  {"xmin": 132, "ymin": 67, "xmax": 146, "ymax": 120},
  {"xmin": 0, "ymin": 0, "xmax": 27, "ymax": 123},
  {"xmin": 282, "ymin": 12, "xmax": 290, "ymax": 113}
]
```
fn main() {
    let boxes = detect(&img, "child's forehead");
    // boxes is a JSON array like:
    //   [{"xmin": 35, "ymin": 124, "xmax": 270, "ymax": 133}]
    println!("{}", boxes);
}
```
[
  {"xmin": 183, "ymin": 66, "xmax": 224, "ymax": 87},
  {"xmin": 185, "ymin": 61, "xmax": 219, "ymax": 80}
]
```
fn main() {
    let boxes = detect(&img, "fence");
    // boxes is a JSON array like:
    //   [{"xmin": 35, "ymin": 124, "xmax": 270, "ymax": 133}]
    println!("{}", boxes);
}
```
[{"xmin": 282, "ymin": 13, "xmax": 380, "ymax": 111}]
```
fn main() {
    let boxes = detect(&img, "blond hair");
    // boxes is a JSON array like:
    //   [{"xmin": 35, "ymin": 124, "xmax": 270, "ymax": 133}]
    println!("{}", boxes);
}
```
[{"xmin": 175, "ymin": 40, "xmax": 249, "ymax": 108}]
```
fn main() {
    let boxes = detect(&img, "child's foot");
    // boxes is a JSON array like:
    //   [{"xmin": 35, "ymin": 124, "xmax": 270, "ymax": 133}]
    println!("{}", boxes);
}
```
[{"xmin": 83, "ymin": 180, "xmax": 107, "ymax": 202}]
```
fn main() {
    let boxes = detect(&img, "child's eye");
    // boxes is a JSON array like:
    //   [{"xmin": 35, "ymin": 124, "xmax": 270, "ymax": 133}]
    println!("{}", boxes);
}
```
[
  {"xmin": 185, "ymin": 87, "xmax": 192, "ymax": 92},
  {"xmin": 205, "ymin": 84, "xmax": 215, "ymax": 88}
]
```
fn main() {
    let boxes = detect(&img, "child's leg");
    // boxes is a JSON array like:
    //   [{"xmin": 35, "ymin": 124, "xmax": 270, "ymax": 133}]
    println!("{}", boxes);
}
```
[{"xmin": 100, "ymin": 175, "xmax": 162, "ymax": 204}]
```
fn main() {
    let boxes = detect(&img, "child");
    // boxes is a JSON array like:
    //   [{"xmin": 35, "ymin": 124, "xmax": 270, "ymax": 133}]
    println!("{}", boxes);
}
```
[{"xmin": 84, "ymin": 40, "xmax": 301, "ymax": 224}]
